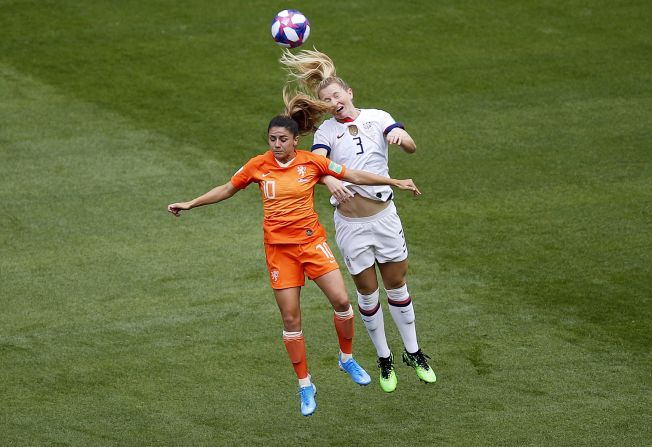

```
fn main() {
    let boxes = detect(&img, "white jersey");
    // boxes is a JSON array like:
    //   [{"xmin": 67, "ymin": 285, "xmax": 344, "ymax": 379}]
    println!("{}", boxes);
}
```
[{"xmin": 311, "ymin": 108, "xmax": 404, "ymax": 205}]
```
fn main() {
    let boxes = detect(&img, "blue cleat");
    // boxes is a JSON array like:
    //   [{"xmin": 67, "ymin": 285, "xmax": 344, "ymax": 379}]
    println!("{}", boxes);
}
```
[
  {"xmin": 299, "ymin": 383, "xmax": 317, "ymax": 416},
  {"xmin": 338, "ymin": 355, "xmax": 372, "ymax": 386}
]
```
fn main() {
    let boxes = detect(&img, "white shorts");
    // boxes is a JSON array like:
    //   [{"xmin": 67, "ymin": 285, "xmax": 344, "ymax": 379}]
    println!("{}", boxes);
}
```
[{"xmin": 333, "ymin": 201, "xmax": 408, "ymax": 275}]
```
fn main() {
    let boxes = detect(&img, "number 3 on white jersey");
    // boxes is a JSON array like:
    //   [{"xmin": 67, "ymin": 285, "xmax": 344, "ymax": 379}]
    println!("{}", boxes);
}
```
[{"xmin": 316, "ymin": 242, "xmax": 336, "ymax": 263}]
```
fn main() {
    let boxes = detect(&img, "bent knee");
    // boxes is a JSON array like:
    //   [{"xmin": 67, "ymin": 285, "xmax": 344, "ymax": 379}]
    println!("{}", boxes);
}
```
[{"xmin": 281, "ymin": 314, "xmax": 301, "ymax": 332}]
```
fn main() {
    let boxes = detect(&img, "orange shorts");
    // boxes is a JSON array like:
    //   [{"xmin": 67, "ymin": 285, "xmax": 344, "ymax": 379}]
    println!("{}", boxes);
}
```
[{"xmin": 264, "ymin": 237, "xmax": 340, "ymax": 289}]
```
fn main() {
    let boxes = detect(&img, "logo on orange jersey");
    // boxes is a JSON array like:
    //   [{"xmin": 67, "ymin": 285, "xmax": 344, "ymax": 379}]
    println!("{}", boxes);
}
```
[
  {"xmin": 271, "ymin": 270, "xmax": 280, "ymax": 282},
  {"xmin": 297, "ymin": 166, "xmax": 307, "ymax": 177},
  {"xmin": 328, "ymin": 161, "xmax": 342, "ymax": 174}
]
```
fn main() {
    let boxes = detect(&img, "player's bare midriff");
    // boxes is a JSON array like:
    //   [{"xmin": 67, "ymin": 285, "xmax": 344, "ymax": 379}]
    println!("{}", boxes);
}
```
[{"xmin": 336, "ymin": 193, "xmax": 390, "ymax": 218}]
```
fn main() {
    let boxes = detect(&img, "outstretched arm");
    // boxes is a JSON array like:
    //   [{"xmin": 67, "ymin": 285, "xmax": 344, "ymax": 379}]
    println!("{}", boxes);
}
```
[
  {"xmin": 341, "ymin": 169, "xmax": 421, "ymax": 196},
  {"xmin": 386, "ymin": 128, "xmax": 417, "ymax": 153},
  {"xmin": 320, "ymin": 175, "xmax": 355, "ymax": 203},
  {"xmin": 313, "ymin": 146, "xmax": 354, "ymax": 203},
  {"xmin": 167, "ymin": 182, "xmax": 240, "ymax": 216}
]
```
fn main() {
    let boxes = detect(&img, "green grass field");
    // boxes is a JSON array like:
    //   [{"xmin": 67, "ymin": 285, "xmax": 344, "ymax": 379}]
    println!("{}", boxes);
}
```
[{"xmin": 1, "ymin": 1, "xmax": 650, "ymax": 445}]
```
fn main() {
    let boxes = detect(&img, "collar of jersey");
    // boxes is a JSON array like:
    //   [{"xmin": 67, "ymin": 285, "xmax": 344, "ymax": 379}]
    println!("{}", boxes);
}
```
[
  {"xmin": 273, "ymin": 154, "xmax": 297, "ymax": 168},
  {"xmin": 336, "ymin": 109, "xmax": 362, "ymax": 123}
]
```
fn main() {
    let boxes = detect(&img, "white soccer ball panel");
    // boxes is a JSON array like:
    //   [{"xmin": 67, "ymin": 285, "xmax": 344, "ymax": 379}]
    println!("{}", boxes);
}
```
[
  {"xmin": 302, "ymin": 25, "xmax": 311, "ymax": 42},
  {"xmin": 277, "ymin": 10, "xmax": 290, "ymax": 18},
  {"xmin": 283, "ymin": 27, "xmax": 300, "ymax": 42},
  {"xmin": 271, "ymin": 21, "xmax": 280, "ymax": 38},
  {"xmin": 291, "ymin": 14, "xmax": 306, "ymax": 25}
]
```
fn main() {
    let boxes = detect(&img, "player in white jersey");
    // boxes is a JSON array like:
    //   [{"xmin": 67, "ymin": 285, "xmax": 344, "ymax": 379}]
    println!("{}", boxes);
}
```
[{"xmin": 279, "ymin": 49, "xmax": 436, "ymax": 392}]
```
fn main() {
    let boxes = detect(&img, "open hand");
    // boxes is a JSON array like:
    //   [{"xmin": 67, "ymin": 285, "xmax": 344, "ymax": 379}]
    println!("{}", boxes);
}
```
[
  {"xmin": 323, "ymin": 176, "xmax": 354, "ymax": 203},
  {"xmin": 394, "ymin": 179, "xmax": 421, "ymax": 196}
]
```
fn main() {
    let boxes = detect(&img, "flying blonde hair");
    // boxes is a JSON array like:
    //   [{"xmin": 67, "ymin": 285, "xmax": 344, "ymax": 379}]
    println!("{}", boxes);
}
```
[
  {"xmin": 280, "ymin": 48, "xmax": 350, "ymax": 134},
  {"xmin": 283, "ymin": 85, "xmax": 335, "ymax": 135},
  {"xmin": 279, "ymin": 48, "xmax": 349, "ymax": 97}
]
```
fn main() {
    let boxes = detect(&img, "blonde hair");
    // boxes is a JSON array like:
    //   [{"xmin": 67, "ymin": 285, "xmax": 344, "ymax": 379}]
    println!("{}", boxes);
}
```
[
  {"xmin": 283, "ymin": 85, "xmax": 335, "ymax": 135},
  {"xmin": 280, "ymin": 48, "xmax": 350, "ymax": 95},
  {"xmin": 280, "ymin": 48, "xmax": 350, "ymax": 134}
]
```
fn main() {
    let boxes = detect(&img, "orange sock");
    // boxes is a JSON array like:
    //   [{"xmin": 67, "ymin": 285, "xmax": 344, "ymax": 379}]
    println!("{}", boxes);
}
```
[
  {"xmin": 333, "ymin": 306, "xmax": 354, "ymax": 355},
  {"xmin": 283, "ymin": 331, "xmax": 309, "ymax": 379}
]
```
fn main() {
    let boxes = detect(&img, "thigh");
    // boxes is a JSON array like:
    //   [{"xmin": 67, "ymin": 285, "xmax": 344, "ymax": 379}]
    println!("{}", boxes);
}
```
[
  {"xmin": 378, "ymin": 259, "xmax": 409, "ymax": 290},
  {"xmin": 312, "ymin": 269, "xmax": 350, "ymax": 312},
  {"xmin": 265, "ymin": 243, "xmax": 305, "ymax": 289}
]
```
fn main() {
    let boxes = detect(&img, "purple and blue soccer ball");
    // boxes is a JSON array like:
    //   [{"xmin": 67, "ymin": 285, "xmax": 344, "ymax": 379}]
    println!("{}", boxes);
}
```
[{"xmin": 271, "ymin": 9, "xmax": 310, "ymax": 48}]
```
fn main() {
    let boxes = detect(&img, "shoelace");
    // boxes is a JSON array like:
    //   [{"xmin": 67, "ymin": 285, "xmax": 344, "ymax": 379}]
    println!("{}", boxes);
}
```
[
  {"xmin": 299, "ymin": 386, "xmax": 313, "ymax": 403},
  {"xmin": 413, "ymin": 351, "xmax": 431, "ymax": 369},
  {"xmin": 405, "ymin": 350, "xmax": 431, "ymax": 369},
  {"xmin": 377, "ymin": 357, "xmax": 394, "ymax": 379},
  {"xmin": 346, "ymin": 360, "xmax": 365, "ymax": 375}
]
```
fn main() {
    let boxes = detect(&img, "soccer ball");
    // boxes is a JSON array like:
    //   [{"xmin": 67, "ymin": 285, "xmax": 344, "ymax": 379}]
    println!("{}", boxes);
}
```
[{"xmin": 271, "ymin": 9, "xmax": 310, "ymax": 48}]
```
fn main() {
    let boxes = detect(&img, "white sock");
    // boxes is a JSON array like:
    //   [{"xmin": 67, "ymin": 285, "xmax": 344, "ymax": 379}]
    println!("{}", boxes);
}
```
[
  {"xmin": 334, "ymin": 305, "xmax": 353, "ymax": 319},
  {"xmin": 386, "ymin": 284, "xmax": 419, "ymax": 353},
  {"xmin": 298, "ymin": 374, "xmax": 311, "ymax": 388},
  {"xmin": 339, "ymin": 350, "xmax": 353, "ymax": 363},
  {"xmin": 357, "ymin": 289, "xmax": 391, "ymax": 358}
]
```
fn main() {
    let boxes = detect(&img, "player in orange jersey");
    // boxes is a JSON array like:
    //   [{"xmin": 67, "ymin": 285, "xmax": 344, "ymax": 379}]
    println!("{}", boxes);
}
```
[{"xmin": 168, "ymin": 115, "xmax": 420, "ymax": 416}]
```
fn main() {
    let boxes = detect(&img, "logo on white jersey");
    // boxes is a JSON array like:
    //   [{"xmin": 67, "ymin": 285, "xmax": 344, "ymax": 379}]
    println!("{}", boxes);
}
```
[{"xmin": 348, "ymin": 125, "xmax": 358, "ymax": 136}]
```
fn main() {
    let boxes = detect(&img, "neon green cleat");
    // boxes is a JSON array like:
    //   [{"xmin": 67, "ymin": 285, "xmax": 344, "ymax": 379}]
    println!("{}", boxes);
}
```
[
  {"xmin": 378, "ymin": 354, "xmax": 398, "ymax": 393},
  {"xmin": 402, "ymin": 349, "xmax": 436, "ymax": 383}
]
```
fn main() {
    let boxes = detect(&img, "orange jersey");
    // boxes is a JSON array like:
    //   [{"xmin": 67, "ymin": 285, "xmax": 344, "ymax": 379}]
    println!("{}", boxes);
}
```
[{"xmin": 230, "ymin": 150, "xmax": 346, "ymax": 244}]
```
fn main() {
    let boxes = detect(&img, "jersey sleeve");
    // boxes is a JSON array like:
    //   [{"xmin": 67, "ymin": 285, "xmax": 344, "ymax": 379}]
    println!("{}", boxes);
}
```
[
  {"xmin": 377, "ymin": 110, "xmax": 405, "ymax": 135},
  {"xmin": 312, "ymin": 153, "xmax": 346, "ymax": 180},
  {"xmin": 311, "ymin": 125, "xmax": 333, "ymax": 157},
  {"xmin": 230, "ymin": 158, "xmax": 257, "ymax": 190}
]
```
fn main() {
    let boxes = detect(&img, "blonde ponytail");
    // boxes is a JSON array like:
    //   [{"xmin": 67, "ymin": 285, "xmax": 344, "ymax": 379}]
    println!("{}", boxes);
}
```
[
  {"xmin": 280, "ymin": 48, "xmax": 337, "ymax": 92},
  {"xmin": 280, "ymin": 48, "xmax": 350, "ymax": 134},
  {"xmin": 283, "ymin": 85, "xmax": 335, "ymax": 135}
]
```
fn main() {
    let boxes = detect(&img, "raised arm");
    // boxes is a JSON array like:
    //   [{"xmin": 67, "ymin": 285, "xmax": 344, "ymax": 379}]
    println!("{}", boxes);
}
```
[
  {"xmin": 341, "ymin": 169, "xmax": 421, "ymax": 196},
  {"xmin": 386, "ymin": 128, "xmax": 417, "ymax": 154},
  {"xmin": 167, "ymin": 182, "xmax": 240, "ymax": 216}
]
